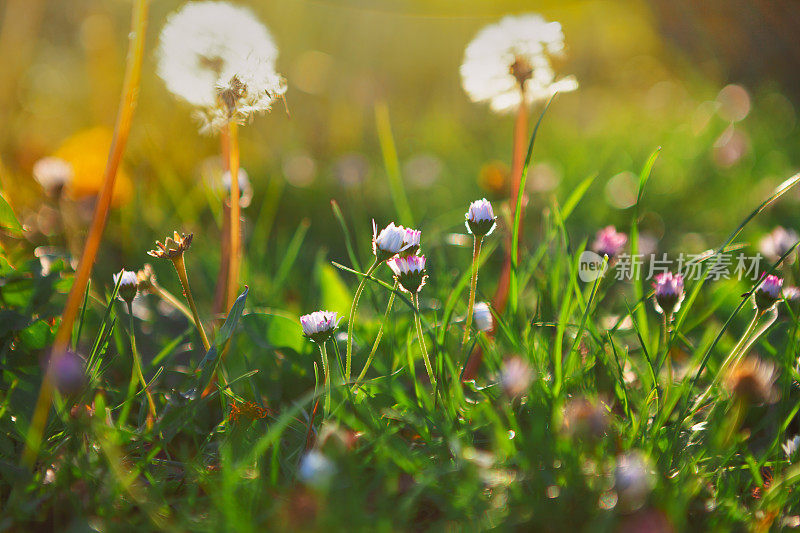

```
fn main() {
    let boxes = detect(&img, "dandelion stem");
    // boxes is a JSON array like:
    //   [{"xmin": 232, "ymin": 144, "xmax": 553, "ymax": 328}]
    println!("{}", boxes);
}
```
[
  {"xmin": 23, "ymin": 0, "xmax": 149, "ymax": 467},
  {"xmin": 345, "ymin": 259, "xmax": 379, "ymax": 382},
  {"xmin": 226, "ymin": 120, "xmax": 241, "ymax": 311},
  {"xmin": 461, "ymin": 235, "xmax": 483, "ymax": 351},
  {"xmin": 412, "ymin": 293, "xmax": 435, "ymax": 388},
  {"xmin": 353, "ymin": 282, "xmax": 397, "ymax": 390},
  {"xmin": 171, "ymin": 254, "xmax": 211, "ymax": 353},
  {"xmin": 320, "ymin": 342, "xmax": 331, "ymax": 415}
]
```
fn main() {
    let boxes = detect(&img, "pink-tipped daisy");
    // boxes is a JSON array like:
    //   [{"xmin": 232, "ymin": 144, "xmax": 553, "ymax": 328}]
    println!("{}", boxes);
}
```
[
  {"xmin": 652, "ymin": 272, "xmax": 684, "ymax": 315},
  {"xmin": 465, "ymin": 198, "xmax": 497, "ymax": 236},
  {"xmin": 387, "ymin": 255, "xmax": 428, "ymax": 294},
  {"xmin": 300, "ymin": 311, "xmax": 342, "ymax": 343}
]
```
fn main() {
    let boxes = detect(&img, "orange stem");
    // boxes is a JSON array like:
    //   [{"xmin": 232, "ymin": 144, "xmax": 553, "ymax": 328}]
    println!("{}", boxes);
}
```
[
  {"xmin": 226, "ymin": 121, "xmax": 241, "ymax": 311},
  {"xmin": 22, "ymin": 0, "xmax": 149, "ymax": 467}
]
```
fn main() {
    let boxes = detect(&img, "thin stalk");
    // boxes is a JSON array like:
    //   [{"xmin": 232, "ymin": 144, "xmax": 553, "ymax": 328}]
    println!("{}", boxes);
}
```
[
  {"xmin": 171, "ymin": 254, "xmax": 211, "ymax": 353},
  {"xmin": 353, "ymin": 283, "xmax": 397, "ymax": 390},
  {"xmin": 345, "ymin": 259, "xmax": 379, "ymax": 382},
  {"xmin": 412, "ymin": 294, "xmax": 435, "ymax": 388},
  {"xmin": 119, "ymin": 302, "xmax": 155, "ymax": 430},
  {"xmin": 213, "ymin": 129, "xmax": 232, "ymax": 318},
  {"xmin": 226, "ymin": 121, "xmax": 241, "ymax": 310},
  {"xmin": 461, "ymin": 235, "xmax": 483, "ymax": 351},
  {"xmin": 320, "ymin": 342, "xmax": 331, "ymax": 415},
  {"xmin": 23, "ymin": 0, "xmax": 149, "ymax": 467}
]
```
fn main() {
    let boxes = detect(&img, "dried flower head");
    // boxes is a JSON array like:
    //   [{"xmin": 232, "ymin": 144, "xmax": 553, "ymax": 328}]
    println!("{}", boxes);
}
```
[
  {"xmin": 32, "ymin": 157, "xmax": 73, "ymax": 193},
  {"xmin": 652, "ymin": 272, "xmax": 685, "ymax": 315},
  {"xmin": 759, "ymin": 226, "xmax": 798, "ymax": 263},
  {"xmin": 725, "ymin": 355, "xmax": 779, "ymax": 404},
  {"xmin": 754, "ymin": 274, "xmax": 783, "ymax": 311},
  {"xmin": 373, "ymin": 221, "xmax": 411, "ymax": 262},
  {"xmin": 156, "ymin": 1, "xmax": 287, "ymax": 133},
  {"xmin": 136, "ymin": 264, "xmax": 157, "ymax": 292},
  {"xmin": 465, "ymin": 198, "xmax": 497, "ymax": 236},
  {"xmin": 113, "ymin": 269, "xmax": 139, "ymax": 304},
  {"xmin": 500, "ymin": 356, "xmax": 533, "ymax": 398},
  {"xmin": 387, "ymin": 255, "xmax": 428, "ymax": 294},
  {"xmin": 148, "ymin": 231, "xmax": 194, "ymax": 260},
  {"xmin": 460, "ymin": 13, "xmax": 578, "ymax": 114},
  {"xmin": 592, "ymin": 226, "xmax": 628, "ymax": 259},
  {"xmin": 473, "ymin": 302, "xmax": 494, "ymax": 333},
  {"xmin": 300, "ymin": 311, "xmax": 341, "ymax": 343}
]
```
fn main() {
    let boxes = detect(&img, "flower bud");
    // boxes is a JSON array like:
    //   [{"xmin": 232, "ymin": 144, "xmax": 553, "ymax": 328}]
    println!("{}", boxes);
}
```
[
  {"xmin": 465, "ymin": 198, "xmax": 497, "ymax": 236},
  {"xmin": 754, "ymin": 274, "xmax": 783, "ymax": 311},
  {"xmin": 113, "ymin": 269, "xmax": 139, "ymax": 304},
  {"xmin": 652, "ymin": 272, "xmax": 684, "ymax": 315},
  {"xmin": 387, "ymin": 255, "xmax": 427, "ymax": 294},
  {"xmin": 372, "ymin": 221, "xmax": 409, "ymax": 262}
]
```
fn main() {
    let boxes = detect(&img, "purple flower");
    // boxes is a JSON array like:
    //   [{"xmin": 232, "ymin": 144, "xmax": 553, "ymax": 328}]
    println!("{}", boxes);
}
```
[
  {"xmin": 755, "ymin": 274, "xmax": 783, "ymax": 310},
  {"xmin": 592, "ymin": 226, "xmax": 627, "ymax": 259},
  {"xmin": 387, "ymin": 255, "xmax": 428, "ymax": 293},
  {"xmin": 652, "ymin": 272, "xmax": 684, "ymax": 315},
  {"xmin": 465, "ymin": 198, "xmax": 497, "ymax": 236},
  {"xmin": 300, "ymin": 311, "xmax": 341, "ymax": 343},
  {"xmin": 49, "ymin": 350, "xmax": 86, "ymax": 395}
]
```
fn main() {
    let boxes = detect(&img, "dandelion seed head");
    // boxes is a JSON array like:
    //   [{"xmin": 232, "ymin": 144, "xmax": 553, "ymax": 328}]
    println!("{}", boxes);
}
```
[
  {"xmin": 157, "ymin": 1, "xmax": 286, "ymax": 133},
  {"xmin": 460, "ymin": 13, "xmax": 578, "ymax": 114}
]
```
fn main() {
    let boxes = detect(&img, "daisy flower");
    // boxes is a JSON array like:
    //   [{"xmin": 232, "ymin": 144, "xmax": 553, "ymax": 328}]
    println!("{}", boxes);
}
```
[
  {"xmin": 113, "ymin": 270, "xmax": 139, "ymax": 304},
  {"xmin": 156, "ymin": 1, "xmax": 286, "ymax": 133},
  {"xmin": 372, "ymin": 221, "xmax": 409, "ymax": 261},
  {"xmin": 460, "ymin": 13, "xmax": 578, "ymax": 114},
  {"xmin": 300, "ymin": 311, "xmax": 341, "ymax": 343},
  {"xmin": 387, "ymin": 255, "xmax": 428, "ymax": 294}
]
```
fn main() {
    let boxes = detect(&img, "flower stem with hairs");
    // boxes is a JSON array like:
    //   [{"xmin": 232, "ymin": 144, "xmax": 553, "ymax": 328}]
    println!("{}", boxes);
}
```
[
  {"xmin": 353, "ymin": 282, "xmax": 398, "ymax": 390},
  {"xmin": 320, "ymin": 342, "xmax": 331, "ymax": 415},
  {"xmin": 171, "ymin": 254, "xmax": 211, "ymax": 353},
  {"xmin": 461, "ymin": 235, "xmax": 483, "ymax": 351},
  {"xmin": 345, "ymin": 259, "xmax": 379, "ymax": 382},
  {"xmin": 412, "ymin": 293, "xmax": 435, "ymax": 388}
]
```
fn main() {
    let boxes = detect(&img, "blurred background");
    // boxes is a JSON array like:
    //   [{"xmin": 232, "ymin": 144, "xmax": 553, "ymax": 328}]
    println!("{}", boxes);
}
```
[{"xmin": 1, "ymin": 0, "xmax": 800, "ymax": 312}]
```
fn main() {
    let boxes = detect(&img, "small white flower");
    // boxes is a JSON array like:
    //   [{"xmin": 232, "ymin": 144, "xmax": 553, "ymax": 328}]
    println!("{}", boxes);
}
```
[
  {"xmin": 298, "ymin": 450, "xmax": 336, "ymax": 488},
  {"xmin": 460, "ymin": 13, "xmax": 578, "ymax": 114},
  {"xmin": 387, "ymin": 255, "xmax": 428, "ymax": 293},
  {"xmin": 33, "ymin": 157, "xmax": 73, "ymax": 192},
  {"xmin": 783, "ymin": 435, "xmax": 800, "ymax": 460},
  {"xmin": 373, "ymin": 221, "xmax": 409, "ymax": 260},
  {"xmin": 300, "ymin": 310, "xmax": 341, "ymax": 343},
  {"xmin": 473, "ymin": 302, "xmax": 493, "ymax": 332},
  {"xmin": 156, "ymin": 1, "xmax": 286, "ymax": 133},
  {"xmin": 113, "ymin": 269, "xmax": 139, "ymax": 304},
  {"xmin": 402, "ymin": 227, "xmax": 422, "ymax": 255},
  {"xmin": 465, "ymin": 198, "xmax": 497, "ymax": 236}
]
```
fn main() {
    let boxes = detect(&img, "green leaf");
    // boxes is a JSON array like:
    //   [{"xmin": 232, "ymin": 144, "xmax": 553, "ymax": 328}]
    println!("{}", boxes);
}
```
[
  {"xmin": 196, "ymin": 287, "xmax": 249, "ymax": 392},
  {"xmin": 0, "ymin": 191, "xmax": 22, "ymax": 236},
  {"xmin": 317, "ymin": 260, "xmax": 351, "ymax": 315}
]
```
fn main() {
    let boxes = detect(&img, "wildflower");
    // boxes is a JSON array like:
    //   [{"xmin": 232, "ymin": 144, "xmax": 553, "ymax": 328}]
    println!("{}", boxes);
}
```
[
  {"xmin": 473, "ymin": 302, "xmax": 493, "ymax": 332},
  {"xmin": 592, "ymin": 225, "xmax": 628, "ymax": 259},
  {"xmin": 782, "ymin": 435, "xmax": 800, "ymax": 460},
  {"xmin": 298, "ymin": 450, "xmax": 336, "ymax": 489},
  {"xmin": 614, "ymin": 451, "xmax": 654, "ymax": 512},
  {"xmin": 562, "ymin": 396, "xmax": 609, "ymax": 440},
  {"xmin": 53, "ymin": 127, "xmax": 133, "ymax": 205},
  {"xmin": 49, "ymin": 350, "xmax": 86, "ymax": 395},
  {"xmin": 156, "ymin": 1, "xmax": 286, "ymax": 133},
  {"xmin": 147, "ymin": 231, "xmax": 194, "ymax": 260},
  {"xmin": 401, "ymin": 227, "xmax": 422, "ymax": 257},
  {"xmin": 300, "ymin": 311, "xmax": 341, "ymax": 343},
  {"xmin": 372, "ymin": 221, "xmax": 409, "ymax": 261},
  {"xmin": 460, "ymin": 13, "xmax": 578, "ymax": 114},
  {"xmin": 113, "ymin": 269, "xmax": 139, "ymax": 304},
  {"xmin": 465, "ymin": 198, "xmax": 497, "ymax": 236},
  {"xmin": 652, "ymin": 272, "xmax": 685, "ymax": 315},
  {"xmin": 500, "ymin": 356, "xmax": 533, "ymax": 398},
  {"xmin": 725, "ymin": 355, "xmax": 779, "ymax": 404},
  {"xmin": 32, "ymin": 157, "xmax": 73, "ymax": 194},
  {"xmin": 387, "ymin": 255, "xmax": 428, "ymax": 294},
  {"xmin": 759, "ymin": 226, "xmax": 798, "ymax": 263},
  {"xmin": 754, "ymin": 274, "xmax": 783, "ymax": 311}
]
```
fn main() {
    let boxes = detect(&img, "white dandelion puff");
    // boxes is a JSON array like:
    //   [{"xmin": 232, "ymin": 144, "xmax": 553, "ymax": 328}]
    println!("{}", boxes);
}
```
[
  {"xmin": 156, "ymin": 1, "xmax": 287, "ymax": 133},
  {"xmin": 460, "ymin": 13, "xmax": 578, "ymax": 114}
]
